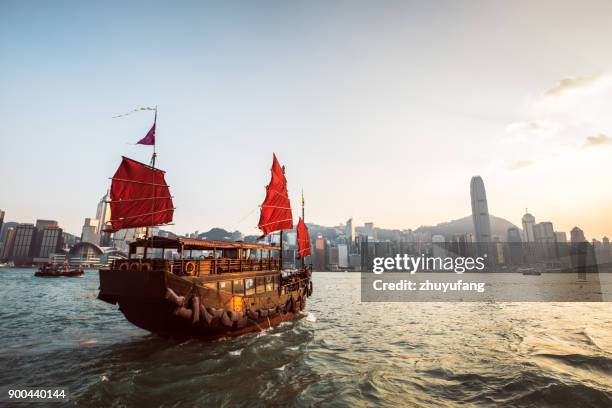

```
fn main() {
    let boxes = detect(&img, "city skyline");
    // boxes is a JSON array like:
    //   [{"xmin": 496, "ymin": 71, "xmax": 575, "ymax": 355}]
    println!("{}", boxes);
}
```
[{"xmin": 1, "ymin": 1, "xmax": 612, "ymax": 237}]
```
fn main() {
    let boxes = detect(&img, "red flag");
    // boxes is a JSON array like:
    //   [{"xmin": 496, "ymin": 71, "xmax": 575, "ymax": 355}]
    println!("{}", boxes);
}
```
[{"xmin": 136, "ymin": 112, "xmax": 156, "ymax": 145}]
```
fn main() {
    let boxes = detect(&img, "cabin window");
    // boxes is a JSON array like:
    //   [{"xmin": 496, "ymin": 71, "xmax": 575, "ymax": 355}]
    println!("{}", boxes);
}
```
[
  {"xmin": 218, "ymin": 281, "xmax": 231, "ymax": 292},
  {"xmin": 245, "ymin": 278, "xmax": 255, "ymax": 295},
  {"xmin": 189, "ymin": 250, "xmax": 203, "ymax": 259},
  {"xmin": 202, "ymin": 250, "xmax": 214, "ymax": 259},
  {"xmin": 163, "ymin": 249, "xmax": 176, "ymax": 260},
  {"xmin": 256, "ymin": 277, "xmax": 265, "ymax": 293},
  {"xmin": 265, "ymin": 275, "xmax": 273, "ymax": 292},
  {"xmin": 203, "ymin": 283, "xmax": 216, "ymax": 290},
  {"xmin": 132, "ymin": 246, "xmax": 145, "ymax": 259},
  {"xmin": 273, "ymin": 275, "xmax": 279, "ymax": 291},
  {"xmin": 233, "ymin": 279, "xmax": 244, "ymax": 295},
  {"xmin": 149, "ymin": 248, "xmax": 163, "ymax": 259},
  {"xmin": 223, "ymin": 249, "xmax": 239, "ymax": 259}
]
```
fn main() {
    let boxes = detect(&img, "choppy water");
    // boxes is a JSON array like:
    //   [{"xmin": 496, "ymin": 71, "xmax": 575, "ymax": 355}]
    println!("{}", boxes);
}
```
[{"xmin": 1, "ymin": 269, "xmax": 611, "ymax": 407}]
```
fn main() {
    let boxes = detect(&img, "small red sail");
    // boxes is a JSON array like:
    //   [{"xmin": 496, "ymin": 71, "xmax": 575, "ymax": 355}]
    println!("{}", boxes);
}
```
[
  {"xmin": 107, "ymin": 156, "xmax": 174, "ymax": 232},
  {"xmin": 297, "ymin": 217, "xmax": 311, "ymax": 258},
  {"xmin": 258, "ymin": 153, "xmax": 293, "ymax": 236}
]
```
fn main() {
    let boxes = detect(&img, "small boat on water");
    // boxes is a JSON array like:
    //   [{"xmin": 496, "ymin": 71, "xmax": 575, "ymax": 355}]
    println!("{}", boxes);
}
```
[
  {"xmin": 35, "ymin": 263, "xmax": 84, "ymax": 278},
  {"xmin": 98, "ymin": 112, "xmax": 312, "ymax": 339},
  {"xmin": 519, "ymin": 267, "xmax": 542, "ymax": 276}
]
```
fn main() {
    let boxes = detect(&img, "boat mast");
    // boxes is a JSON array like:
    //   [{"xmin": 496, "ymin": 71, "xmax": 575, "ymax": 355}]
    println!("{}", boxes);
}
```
[
  {"xmin": 301, "ymin": 190, "xmax": 305, "ymax": 269},
  {"xmin": 280, "ymin": 164, "xmax": 286, "ymax": 271},
  {"xmin": 144, "ymin": 106, "xmax": 157, "ymax": 259}
]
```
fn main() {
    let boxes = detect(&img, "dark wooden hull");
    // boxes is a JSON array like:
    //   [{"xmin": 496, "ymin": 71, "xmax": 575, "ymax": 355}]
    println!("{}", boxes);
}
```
[{"xmin": 98, "ymin": 268, "xmax": 310, "ymax": 340}]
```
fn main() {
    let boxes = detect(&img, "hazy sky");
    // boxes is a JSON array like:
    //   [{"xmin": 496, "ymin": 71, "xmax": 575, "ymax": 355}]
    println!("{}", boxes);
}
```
[{"xmin": 1, "ymin": 1, "xmax": 611, "ymax": 239}]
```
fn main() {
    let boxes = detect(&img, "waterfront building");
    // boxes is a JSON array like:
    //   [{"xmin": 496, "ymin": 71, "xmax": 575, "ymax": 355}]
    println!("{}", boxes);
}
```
[
  {"xmin": 533, "ymin": 221, "xmax": 557, "ymax": 261},
  {"xmin": 521, "ymin": 211, "xmax": 536, "ymax": 242},
  {"xmin": 364, "ymin": 222, "xmax": 376, "ymax": 241},
  {"xmin": 337, "ymin": 243, "xmax": 349, "ymax": 268},
  {"xmin": 432, "ymin": 234, "xmax": 447, "ymax": 258},
  {"xmin": 570, "ymin": 227, "xmax": 586, "ymax": 243},
  {"xmin": 81, "ymin": 218, "xmax": 100, "ymax": 244},
  {"xmin": 349, "ymin": 253, "xmax": 361, "ymax": 271},
  {"xmin": 555, "ymin": 231, "xmax": 567, "ymax": 243},
  {"xmin": 10, "ymin": 223, "xmax": 36, "ymax": 264},
  {"xmin": 1, "ymin": 227, "xmax": 15, "ymax": 261},
  {"xmin": 34, "ymin": 225, "xmax": 63, "ymax": 263},
  {"xmin": 0, "ymin": 210, "xmax": 4, "ymax": 240},
  {"xmin": 314, "ymin": 234, "xmax": 325, "ymax": 271},
  {"xmin": 507, "ymin": 227, "xmax": 522, "ymax": 243}
]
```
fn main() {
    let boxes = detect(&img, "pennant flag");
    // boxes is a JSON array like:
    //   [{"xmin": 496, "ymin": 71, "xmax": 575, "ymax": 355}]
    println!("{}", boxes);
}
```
[{"xmin": 136, "ymin": 111, "xmax": 156, "ymax": 146}]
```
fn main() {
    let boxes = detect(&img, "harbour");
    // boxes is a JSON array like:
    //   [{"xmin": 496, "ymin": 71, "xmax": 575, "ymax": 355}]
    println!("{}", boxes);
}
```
[{"xmin": 1, "ymin": 269, "xmax": 611, "ymax": 407}]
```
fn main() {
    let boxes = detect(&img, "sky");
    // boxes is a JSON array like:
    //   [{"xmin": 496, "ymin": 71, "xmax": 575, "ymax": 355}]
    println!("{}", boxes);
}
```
[{"xmin": 1, "ymin": 0, "xmax": 611, "ymax": 240}]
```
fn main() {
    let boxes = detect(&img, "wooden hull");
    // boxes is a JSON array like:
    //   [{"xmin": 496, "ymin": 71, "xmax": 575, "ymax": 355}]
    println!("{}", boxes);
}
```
[{"xmin": 98, "ymin": 268, "xmax": 310, "ymax": 340}]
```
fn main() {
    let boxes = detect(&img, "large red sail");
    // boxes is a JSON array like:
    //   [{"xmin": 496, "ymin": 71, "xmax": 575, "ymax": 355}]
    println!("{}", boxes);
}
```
[
  {"xmin": 258, "ymin": 153, "xmax": 293, "ymax": 236},
  {"xmin": 297, "ymin": 217, "xmax": 311, "ymax": 258},
  {"xmin": 107, "ymin": 156, "xmax": 174, "ymax": 232}
]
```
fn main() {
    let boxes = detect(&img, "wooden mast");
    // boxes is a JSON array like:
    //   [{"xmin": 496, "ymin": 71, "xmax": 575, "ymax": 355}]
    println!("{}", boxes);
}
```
[
  {"xmin": 301, "ymin": 190, "xmax": 305, "ymax": 269},
  {"xmin": 144, "ymin": 106, "xmax": 157, "ymax": 259}
]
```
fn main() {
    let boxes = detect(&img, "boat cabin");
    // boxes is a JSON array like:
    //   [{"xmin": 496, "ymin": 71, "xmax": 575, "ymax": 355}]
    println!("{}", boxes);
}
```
[{"xmin": 116, "ymin": 237, "xmax": 281, "ymax": 276}]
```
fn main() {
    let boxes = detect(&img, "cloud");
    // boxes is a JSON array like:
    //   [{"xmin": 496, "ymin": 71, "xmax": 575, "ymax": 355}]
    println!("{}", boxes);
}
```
[
  {"xmin": 543, "ymin": 74, "xmax": 605, "ymax": 97},
  {"xmin": 505, "ymin": 120, "xmax": 560, "ymax": 139},
  {"xmin": 506, "ymin": 160, "xmax": 534, "ymax": 170},
  {"xmin": 583, "ymin": 133, "xmax": 612, "ymax": 148}
]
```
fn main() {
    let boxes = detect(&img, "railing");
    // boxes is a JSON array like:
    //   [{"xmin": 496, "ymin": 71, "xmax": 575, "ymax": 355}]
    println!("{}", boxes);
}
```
[{"xmin": 112, "ymin": 258, "xmax": 281, "ymax": 275}]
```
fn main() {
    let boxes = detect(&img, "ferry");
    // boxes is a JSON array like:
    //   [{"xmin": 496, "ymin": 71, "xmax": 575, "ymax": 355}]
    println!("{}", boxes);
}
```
[{"xmin": 35, "ymin": 262, "xmax": 84, "ymax": 277}]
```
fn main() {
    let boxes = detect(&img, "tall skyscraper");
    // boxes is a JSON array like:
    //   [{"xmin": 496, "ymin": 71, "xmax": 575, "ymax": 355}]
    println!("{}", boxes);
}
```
[
  {"xmin": 314, "ymin": 234, "xmax": 325, "ymax": 271},
  {"xmin": 570, "ymin": 227, "xmax": 586, "ymax": 243},
  {"xmin": 364, "ymin": 222, "xmax": 376, "ymax": 241},
  {"xmin": 533, "ymin": 222, "xmax": 555, "ymax": 244},
  {"xmin": 96, "ymin": 191, "xmax": 112, "ymax": 246},
  {"xmin": 81, "ymin": 218, "xmax": 100, "ymax": 244},
  {"xmin": 10, "ymin": 223, "xmax": 36, "ymax": 264},
  {"xmin": 507, "ymin": 227, "xmax": 522, "ymax": 243},
  {"xmin": 0, "ymin": 209, "xmax": 5, "ymax": 241},
  {"xmin": 521, "ymin": 210, "xmax": 536, "ymax": 242},
  {"xmin": 470, "ymin": 176, "xmax": 492, "ymax": 244},
  {"xmin": 344, "ymin": 218, "xmax": 355, "ymax": 245},
  {"xmin": 1, "ymin": 227, "xmax": 15, "ymax": 261},
  {"xmin": 555, "ymin": 231, "xmax": 567, "ymax": 243}
]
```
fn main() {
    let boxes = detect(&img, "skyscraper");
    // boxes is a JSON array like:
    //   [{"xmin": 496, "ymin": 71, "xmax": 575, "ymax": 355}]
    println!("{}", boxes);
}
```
[
  {"xmin": 10, "ymin": 223, "xmax": 36, "ymax": 264},
  {"xmin": 570, "ymin": 227, "xmax": 586, "ymax": 243},
  {"xmin": 344, "ymin": 218, "xmax": 355, "ymax": 245},
  {"xmin": 364, "ymin": 222, "xmax": 376, "ymax": 241},
  {"xmin": 81, "ymin": 218, "xmax": 100, "ymax": 244},
  {"xmin": 96, "ymin": 191, "xmax": 112, "ymax": 245},
  {"xmin": 521, "ymin": 210, "xmax": 536, "ymax": 242},
  {"xmin": 470, "ymin": 176, "xmax": 492, "ymax": 245},
  {"xmin": 0, "ymin": 210, "xmax": 4, "ymax": 241}
]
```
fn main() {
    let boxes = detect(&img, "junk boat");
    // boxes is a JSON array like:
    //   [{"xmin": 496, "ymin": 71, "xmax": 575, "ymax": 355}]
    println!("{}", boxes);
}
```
[
  {"xmin": 35, "ymin": 262, "xmax": 84, "ymax": 277},
  {"xmin": 98, "ymin": 112, "xmax": 312, "ymax": 339}
]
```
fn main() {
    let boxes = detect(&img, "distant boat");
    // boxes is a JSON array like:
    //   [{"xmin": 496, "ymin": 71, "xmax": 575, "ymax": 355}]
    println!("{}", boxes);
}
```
[
  {"xmin": 519, "ymin": 268, "xmax": 542, "ymax": 276},
  {"xmin": 35, "ymin": 264, "xmax": 84, "ymax": 278},
  {"xmin": 97, "ymin": 120, "xmax": 312, "ymax": 339}
]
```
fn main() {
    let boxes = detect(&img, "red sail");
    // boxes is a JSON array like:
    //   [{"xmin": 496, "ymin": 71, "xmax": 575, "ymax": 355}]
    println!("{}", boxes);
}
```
[
  {"xmin": 297, "ymin": 217, "xmax": 311, "ymax": 258},
  {"xmin": 258, "ymin": 153, "xmax": 293, "ymax": 236},
  {"xmin": 107, "ymin": 156, "xmax": 174, "ymax": 232}
]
